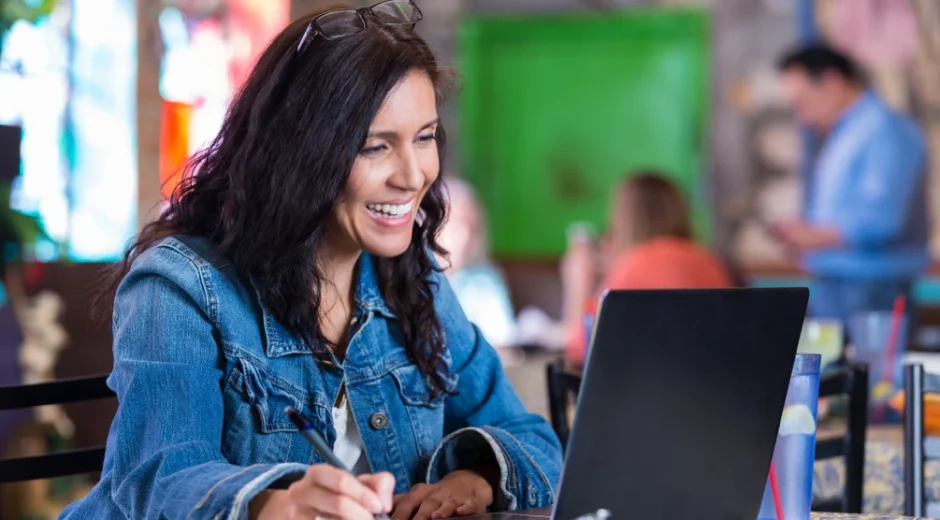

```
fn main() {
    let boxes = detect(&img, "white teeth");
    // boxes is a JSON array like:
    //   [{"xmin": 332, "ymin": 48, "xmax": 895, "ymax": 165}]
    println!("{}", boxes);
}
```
[{"xmin": 367, "ymin": 201, "xmax": 414, "ymax": 218}]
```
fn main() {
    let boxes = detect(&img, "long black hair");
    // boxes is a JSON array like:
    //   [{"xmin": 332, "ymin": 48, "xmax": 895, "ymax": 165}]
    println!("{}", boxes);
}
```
[{"xmin": 100, "ymin": 10, "xmax": 455, "ymax": 393}]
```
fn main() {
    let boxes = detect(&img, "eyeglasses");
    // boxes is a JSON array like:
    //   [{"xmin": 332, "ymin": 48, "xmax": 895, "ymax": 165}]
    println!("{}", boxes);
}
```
[{"xmin": 296, "ymin": 0, "xmax": 423, "ymax": 54}]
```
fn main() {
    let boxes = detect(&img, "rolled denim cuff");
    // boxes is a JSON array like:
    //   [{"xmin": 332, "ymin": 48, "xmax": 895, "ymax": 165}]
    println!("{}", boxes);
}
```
[
  {"xmin": 426, "ymin": 427, "xmax": 517, "ymax": 511},
  {"xmin": 187, "ymin": 462, "xmax": 308, "ymax": 520}
]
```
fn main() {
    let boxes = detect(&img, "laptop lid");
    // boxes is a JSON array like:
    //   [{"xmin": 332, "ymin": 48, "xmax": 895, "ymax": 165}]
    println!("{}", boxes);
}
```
[{"xmin": 552, "ymin": 288, "xmax": 808, "ymax": 520}]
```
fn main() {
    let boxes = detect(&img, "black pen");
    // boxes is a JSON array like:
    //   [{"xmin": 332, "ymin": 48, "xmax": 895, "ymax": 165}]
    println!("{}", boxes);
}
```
[{"xmin": 285, "ymin": 406, "xmax": 392, "ymax": 520}]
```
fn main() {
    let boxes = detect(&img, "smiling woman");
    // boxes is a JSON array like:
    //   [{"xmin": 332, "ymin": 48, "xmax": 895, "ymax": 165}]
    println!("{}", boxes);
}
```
[
  {"xmin": 331, "ymin": 75, "xmax": 441, "ymax": 260},
  {"xmin": 57, "ymin": 2, "xmax": 562, "ymax": 520}
]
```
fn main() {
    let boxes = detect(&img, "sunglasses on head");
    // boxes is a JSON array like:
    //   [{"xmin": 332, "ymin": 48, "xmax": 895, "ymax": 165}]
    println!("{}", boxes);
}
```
[{"xmin": 296, "ymin": 0, "xmax": 423, "ymax": 54}]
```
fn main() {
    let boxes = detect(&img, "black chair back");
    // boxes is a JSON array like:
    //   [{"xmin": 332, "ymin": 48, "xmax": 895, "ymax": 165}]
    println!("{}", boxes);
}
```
[
  {"xmin": 0, "ymin": 375, "xmax": 115, "ymax": 483},
  {"xmin": 812, "ymin": 363, "xmax": 868, "ymax": 513},
  {"xmin": 546, "ymin": 358, "xmax": 582, "ymax": 451},
  {"xmin": 904, "ymin": 363, "xmax": 940, "ymax": 516}
]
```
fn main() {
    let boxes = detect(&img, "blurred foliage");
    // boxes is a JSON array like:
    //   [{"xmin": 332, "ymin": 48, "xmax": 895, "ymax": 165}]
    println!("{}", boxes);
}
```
[
  {"xmin": 0, "ymin": 180, "xmax": 50, "ymax": 271},
  {"xmin": 0, "ymin": 1, "xmax": 57, "ymax": 268},
  {"xmin": 0, "ymin": 182, "xmax": 46, "ymax": 246},
  {"xmin": 0, "ymin": 0, "xmax": 58, "ymax": 40}
]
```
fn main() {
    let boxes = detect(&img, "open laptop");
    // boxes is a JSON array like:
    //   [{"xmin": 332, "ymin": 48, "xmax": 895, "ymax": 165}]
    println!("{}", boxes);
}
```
[{"xmin": 480, "ymin": 288, "xmax": 809, "ymax": 520}]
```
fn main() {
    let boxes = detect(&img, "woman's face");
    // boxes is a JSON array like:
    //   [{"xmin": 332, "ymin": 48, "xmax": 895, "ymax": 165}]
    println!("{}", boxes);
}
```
[{"xmin": 329, "ymin": 71, "xmax": 441, "ymax": 259}]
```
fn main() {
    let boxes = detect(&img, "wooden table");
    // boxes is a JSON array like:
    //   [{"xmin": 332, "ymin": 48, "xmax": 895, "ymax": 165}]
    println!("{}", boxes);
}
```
[
  {"xmin": 478, "ymin": 507, "xmax": 930, "ymax": 520},
  {"xmin": 809, "ymin": 513, "xmax": 928, "ymax": 520}
]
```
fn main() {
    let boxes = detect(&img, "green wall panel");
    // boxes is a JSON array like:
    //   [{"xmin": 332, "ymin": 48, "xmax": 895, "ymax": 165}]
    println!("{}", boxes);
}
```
[{"xmin": 458, "ymin": 8, "xmax": 710, "ymax": 258}]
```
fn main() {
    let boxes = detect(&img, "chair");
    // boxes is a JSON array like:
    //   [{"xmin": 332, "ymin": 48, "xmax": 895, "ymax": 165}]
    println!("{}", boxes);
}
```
[
  {"xmin": 545, "ymin": 358, "xmax": 582, "ymax": 451},
  {"xmin": 0, "ymin": 375, "xmax": 115, "ymax": 483},
  {"xmin": 546, "ymin": 358, "xmax": 868, "ymax": 513},
  {"xmin": 812, "ymin": 363, "xmax": 868, "ymax": 513},
  {"xmin": 904, "ymin": 363, "xmax": 940, "ymax": 517}
]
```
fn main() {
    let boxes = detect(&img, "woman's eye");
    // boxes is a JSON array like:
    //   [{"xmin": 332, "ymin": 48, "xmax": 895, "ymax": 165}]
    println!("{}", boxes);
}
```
[
  {"xmin": 360, "ymin": 143, "xmax": 388, "ymax": 157},
  {"xmin": 417, "ymin": 133, "xmax": 437, "ymax": 145}
]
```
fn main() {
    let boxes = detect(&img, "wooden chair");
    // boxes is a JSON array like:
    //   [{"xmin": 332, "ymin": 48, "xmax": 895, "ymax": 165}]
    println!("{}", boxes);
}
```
[
  {"xmin": 0, "ymin": 375, "xmax": 115, "ymax": 483},
  {"xmin": 545, "ymin": 358, "xmax": 582, "ymax": 451},
  {"xmin": 812, "ymin": 364, "xmax": 868, "ymax": 513}
]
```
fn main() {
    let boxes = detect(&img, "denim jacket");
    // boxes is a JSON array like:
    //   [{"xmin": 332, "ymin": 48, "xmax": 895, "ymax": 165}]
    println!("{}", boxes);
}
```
[{"xmin": 60, "ymin": 236, "xmax": 561, "ymax": 519}]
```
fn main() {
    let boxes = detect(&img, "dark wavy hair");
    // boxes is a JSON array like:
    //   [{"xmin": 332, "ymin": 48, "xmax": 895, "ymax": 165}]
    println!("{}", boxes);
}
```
[{"xmin": 99, "ymin": 10, "xmax": 455, "ymax": 394}]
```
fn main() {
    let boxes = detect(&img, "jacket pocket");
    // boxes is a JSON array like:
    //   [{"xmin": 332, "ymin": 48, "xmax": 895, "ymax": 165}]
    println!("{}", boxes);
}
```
[
  {"xmin": 389, "ymin": 364, "xmax": 458, "ymax": 458},
  {"xmin": 389, "ymin": 364, "xmax": 458, "ymax": 407},
  {"xmin": 222, "ymin": 357, "xmax": 310, "ymax": 463},
  {"xmin": 229, "ymin": 358, "xmax": 307, "ymax": 432}
]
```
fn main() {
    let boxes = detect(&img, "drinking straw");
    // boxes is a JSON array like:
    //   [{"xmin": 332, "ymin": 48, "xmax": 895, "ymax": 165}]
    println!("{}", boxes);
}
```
[
  {"xmin": 769, "ymin": 461, "xmax": 785, "ymax": 520},
  {"xmin": 883, "ymin": 295, "xmax": 906, "ymax": 384},
  {"xmin": 874, "ymin": 295, "xmax": 906, "ymax": 422}
]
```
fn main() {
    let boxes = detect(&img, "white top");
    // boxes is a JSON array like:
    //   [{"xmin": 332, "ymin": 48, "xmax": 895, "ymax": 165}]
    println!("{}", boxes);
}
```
[{"xmin": 332, "ymin": 391, "xmax": 370, "ymax": 475}]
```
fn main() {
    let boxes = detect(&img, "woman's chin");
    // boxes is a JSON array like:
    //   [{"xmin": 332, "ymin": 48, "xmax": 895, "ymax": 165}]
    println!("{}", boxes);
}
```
[{"xmin": 363, "ymin": 238, "xmax": 414, "ymax": 259}]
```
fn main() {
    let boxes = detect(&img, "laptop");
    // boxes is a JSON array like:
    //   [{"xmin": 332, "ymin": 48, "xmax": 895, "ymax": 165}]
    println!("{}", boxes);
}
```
[{"xmin": 482, "ymin": 288, "xmax": 808, "ymax": 520}]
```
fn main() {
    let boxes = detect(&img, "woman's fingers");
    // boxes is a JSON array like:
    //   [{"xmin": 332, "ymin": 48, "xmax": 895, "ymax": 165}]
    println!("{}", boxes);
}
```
[
  {"xmin": 359, "ymin": 472, "xmax": 396, "ymax": 513},
  {"xmin": 296, "ymin": 484, "xmax": 374, "ymax": 520},
  {"xmin": 284, "ymin": 465, "xmax": 399, "ymax": 520},
  {"xmin": 412, "ymin": 494, "xmax": 444, "ymax": 520},
  {"xmin": 458, "ymin": 499, "xmax": 488, "ymax": 516},
  {"xmin": 305, "ymin": 465, "xmax": 385, "ymax": 514},
  {"xmin": 429, "ymin": 497, "xmax": 460, "ymax": 520},
  {"xmin": 391, "ymin": 484, "xmax": 434, "ymax": 520}
]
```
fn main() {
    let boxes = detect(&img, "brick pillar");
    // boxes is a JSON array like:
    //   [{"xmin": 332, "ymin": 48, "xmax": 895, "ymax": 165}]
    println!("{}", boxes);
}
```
[
  {"xmin": 417, "ymin": 0, "xmax": 465, "ymax": 173},
  {"xmin": 136, "ymin": 0, "xmax": 163, "ymax": 230}
]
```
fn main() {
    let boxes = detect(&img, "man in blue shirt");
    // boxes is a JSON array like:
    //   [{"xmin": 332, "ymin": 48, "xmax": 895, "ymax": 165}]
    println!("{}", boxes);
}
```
[{"xmin": 774, "ymin": 44, "xmax": 930, "ymax": 324}]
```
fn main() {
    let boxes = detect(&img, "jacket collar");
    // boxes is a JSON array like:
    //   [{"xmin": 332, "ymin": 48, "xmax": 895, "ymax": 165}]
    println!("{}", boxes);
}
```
[
  {"xmin": 261, "ymin": 252, "xmax": 396, "ymax": 358},
  {"xmin": 354, "ymin": 252, "xmax": 396, "ymax": 318}
]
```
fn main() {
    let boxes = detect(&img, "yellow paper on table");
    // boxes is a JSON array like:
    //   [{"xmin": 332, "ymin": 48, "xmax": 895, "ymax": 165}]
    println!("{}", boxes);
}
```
[
  {"xmin": 872, "ymin": 381, "xmax": 894, "ymax": 403},
  {"xmin": 798, "ymin": 320, "xmax": 843, "ymax": 369}
]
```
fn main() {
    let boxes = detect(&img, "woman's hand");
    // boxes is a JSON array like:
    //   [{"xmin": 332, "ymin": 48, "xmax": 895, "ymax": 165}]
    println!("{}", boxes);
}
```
[
  {"xmin": 391, "ymin": 470, "xmax": 494, "ymax": 520},
  {"xmin": 251, "ymin": 465, "xmax": 395, "ymax": 520}
]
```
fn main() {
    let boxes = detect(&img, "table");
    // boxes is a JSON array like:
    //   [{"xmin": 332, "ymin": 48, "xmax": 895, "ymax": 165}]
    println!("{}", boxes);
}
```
[
  {"xmin": 814, "ymin": 426, "xmax": 940, "ymax": 516},
  {"xmin": 480, "ymin": 508, "xmax": 929, "ymax": 520}
]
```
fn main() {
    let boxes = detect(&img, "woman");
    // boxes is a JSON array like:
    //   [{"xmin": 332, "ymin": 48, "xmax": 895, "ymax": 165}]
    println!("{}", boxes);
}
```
[
  {"xmin": 562, "ymin": 172, "xmax": 733, "ymax": 366},
  {"xmin": 436, "ymin": 177, "xmax": 515, "ymax": 350},
  {"xmin": 60, "ymin": 3, "xmax": 561, "ymax": 519}
]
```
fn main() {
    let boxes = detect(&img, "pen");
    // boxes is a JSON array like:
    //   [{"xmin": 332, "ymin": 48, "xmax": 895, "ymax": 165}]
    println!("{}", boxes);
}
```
[{"xmin": 285, "ymin": 406, "xmax": 392, "ymax": 520}]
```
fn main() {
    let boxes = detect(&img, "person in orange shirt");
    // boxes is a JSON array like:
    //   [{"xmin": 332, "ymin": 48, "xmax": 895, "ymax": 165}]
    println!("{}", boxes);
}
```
[{"xmin": 561, "ymin": 171, "xmax": 735, "ymax": 366}]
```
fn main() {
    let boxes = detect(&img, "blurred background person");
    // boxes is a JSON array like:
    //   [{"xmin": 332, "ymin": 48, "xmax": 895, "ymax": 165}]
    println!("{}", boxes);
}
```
[
  {"xmin": 773, "ymin": 44, "xmax": 929, "ymax": 325},
  {"xmin": 561, "ymin": 171, "xmax": 734, "ymax": 366},
  {"xmin": 437, "ymin": 177, "xmax": 516, "ymax": 351}
]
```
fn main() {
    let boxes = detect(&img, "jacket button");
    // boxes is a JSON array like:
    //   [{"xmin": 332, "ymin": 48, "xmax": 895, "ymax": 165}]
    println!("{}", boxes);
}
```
[{"xmin": 369, "ymin": 412, "xmax": 389, "ymax": 430}]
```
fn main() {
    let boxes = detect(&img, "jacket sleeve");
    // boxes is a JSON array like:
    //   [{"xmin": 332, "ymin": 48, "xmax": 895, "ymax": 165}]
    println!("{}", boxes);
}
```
[
  {"xmin": 425, "ymin": 271, "xmax": 563, "ymax": 511},
  {"xmin": 103, "ymin": 245, "xmax": 306, "ymax": 520}
]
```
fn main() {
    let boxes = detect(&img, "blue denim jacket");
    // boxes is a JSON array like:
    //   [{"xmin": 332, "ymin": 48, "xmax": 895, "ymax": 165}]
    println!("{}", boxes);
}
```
[{"xmin": 60, "ymin": 236, "xmax": 561, "ymax": 519}]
